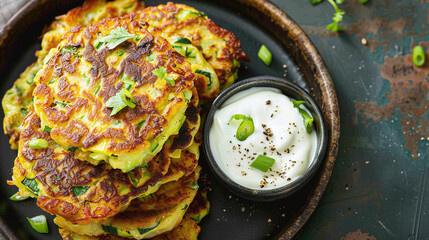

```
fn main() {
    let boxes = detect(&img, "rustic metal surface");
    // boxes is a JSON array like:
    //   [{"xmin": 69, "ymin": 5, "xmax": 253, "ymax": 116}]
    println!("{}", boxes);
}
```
[{"xmin": 271, "ymin": 0, "xmax": 429, "ymax": 239}]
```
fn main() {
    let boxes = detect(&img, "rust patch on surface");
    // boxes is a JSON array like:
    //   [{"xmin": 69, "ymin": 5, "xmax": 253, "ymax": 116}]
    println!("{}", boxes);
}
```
[
  {"xmin": 341, "ymin": 229, "xmax": 376, "ymax": 240},
  {"xmin": 354, "ymin": 49, "xmax": 429, "ymax": 158}
]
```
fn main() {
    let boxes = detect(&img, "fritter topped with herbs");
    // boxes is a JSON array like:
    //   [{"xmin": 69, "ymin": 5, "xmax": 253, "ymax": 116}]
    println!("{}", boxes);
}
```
[
  {"xmin": 56, "ymin": 167, "xmax": 200, "ymax": 239},
  {"xmin": 138, "ymin": 2, "xmax": 249, "ymax": 92},
  {"xmin": 13, "ymin": 103, "xmax": 199, "ymax": 224},
  {"xmin": 2, "ymin": 0, "xmax": 145, "ymax": 149},
  {"xmin": 33, "ymin": 16, "xmax": 196, "ymax": 172}
]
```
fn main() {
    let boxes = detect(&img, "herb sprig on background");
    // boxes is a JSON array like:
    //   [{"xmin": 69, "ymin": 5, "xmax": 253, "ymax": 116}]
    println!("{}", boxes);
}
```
[{"xmin": 309, "ymin": 0, "xmax": 368, "ymax": 32}]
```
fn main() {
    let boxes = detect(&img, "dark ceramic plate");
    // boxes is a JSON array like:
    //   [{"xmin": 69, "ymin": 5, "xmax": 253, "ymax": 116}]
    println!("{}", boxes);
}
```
[{"xmin": 0, "ymin": 0, "xmax": 340, "ymax": 239}]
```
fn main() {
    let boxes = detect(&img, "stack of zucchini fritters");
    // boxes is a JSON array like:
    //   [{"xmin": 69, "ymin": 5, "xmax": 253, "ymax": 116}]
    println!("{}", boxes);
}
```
[{"xmin": 2, "ymin": 0, "xmax": 248, "ymax": 239}]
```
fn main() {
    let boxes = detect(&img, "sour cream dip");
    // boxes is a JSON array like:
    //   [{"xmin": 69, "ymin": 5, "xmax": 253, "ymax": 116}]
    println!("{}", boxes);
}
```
[{"xmin": 209, "ymin": 87, "xmax": 318, "ymax": 190}]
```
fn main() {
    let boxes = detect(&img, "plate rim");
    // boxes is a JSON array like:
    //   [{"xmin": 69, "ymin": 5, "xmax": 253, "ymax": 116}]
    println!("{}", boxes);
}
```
[{"xmin": 0, "ymin": 0, "xmax": 340, "ymax": 239}]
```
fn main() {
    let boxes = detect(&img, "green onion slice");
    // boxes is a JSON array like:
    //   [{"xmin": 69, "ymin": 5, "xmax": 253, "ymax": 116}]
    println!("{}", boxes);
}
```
[
  {"xmin": 174, "ymin": 37, "xmax": 192, "ymax": 44},
  {"xmin": 258, "ymin": 45, "xmax": 272, "ymax": 66},
  {"xmin": 413, "ymin": 45, "xmax": 425, "ymax": 67},
  {"xmin": 28, "ymin": 139, "xmax": 49, "ymax": 149},
  {"xmin": 250, "ymin": 155, "xmax": 275, "ymax": 172},
  {"xmin": 236, "ymin": 117, "xmax": 254, "ymax": 141},
  {"xmin": 10, "ymin": 192, "xmax": 29, "ymax": 201},
  {"xmin": 359, "ymin": 0, "xmax": 368, "ymax": 4},
  {"xmin": 27, "ymin": 215, "xmax": 49, "ymax": 234},
  {"xmin": 292, "ymin": 100, "xmax": 314, "ymax": 133},
  {"xmin": 299, "ymin": 109, "xmax": 314, "ymax": 133},
  {"xmin": 229, "ymin": 114, "xmax": 246, "ymax": 122},
  {"xmin": 43, "ymin": 126, "xmax": 51, "ymax": 133}
]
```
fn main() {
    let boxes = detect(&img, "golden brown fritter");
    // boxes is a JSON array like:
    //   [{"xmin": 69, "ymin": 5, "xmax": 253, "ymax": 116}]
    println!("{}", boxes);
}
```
[
  {"xmin": 2, "ymin": 0, "xmax": 145, "ymax": 149},
  {"xmin": 13, "ymin": 104, "xmax": 199, "ymax": 224},
  {"xmin": 33, "ymin": 16, "xmax": 196, "ymax": 172}
]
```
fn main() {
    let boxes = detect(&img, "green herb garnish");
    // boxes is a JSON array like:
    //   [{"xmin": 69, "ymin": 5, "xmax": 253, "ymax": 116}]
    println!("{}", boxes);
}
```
[
  {"xmin": 27, "ymin": 215, "xmax": 49, "ymax": 234},
  {"xmin": 22, "ymin": 177, "xmax": 39, "ymax": 194},
  {"xmin": 99, "ymin": 27, "xmax": 138, "ymax": 50},
  {"xmin": 106, "ymin": 89, "xmax": 136, "ymax": 116},
  {"xmin": 28, "ymin": 139, "xmax": 49, "ymax": 149},
  {"xmin": 258, "ymin": 45, "xmax": 272, "ymax": 66},
  {"xmin": 152, "ymin": 67, "xmax": 175, "ymax": 86},
  {"xmin": 43, "ymin": 126, "xmax": 51, "ymax": 133},
  {"xmin": 250, "ymin": 155, "xmax": 275, "ymax": 172},
  {"xmin": 71, "ymin": 186, "xmax": 90, "ymax": 197},
  {"xmin": 10, "ymin": 192, "xmax": 29, "ymax": 201},
  {"xmin": 413, "ymin": 45, "xmax": 425, "ymax": 67},
  {"xmin": 229, "ymin": 114, "xmax": 254, "ymax": 141},
  {"xmin": 326, "ymin": 0, "xmax": 345, "ymax": 31},
  {"xmin": 292, "ymin": 100, "xmax": 314, "ymax": 133},
  {"xmin": 61, "ymin": 46, "xmax": 77, "ymax": 55}
]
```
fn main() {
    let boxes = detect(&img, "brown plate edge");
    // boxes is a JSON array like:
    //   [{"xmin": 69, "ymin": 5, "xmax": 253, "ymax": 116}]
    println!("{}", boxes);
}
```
[
  {"xmin": 0, "ymin": 0, "xmax": 340, "ymax": 239},
  {"xmin": 232, "ymin": 0, "xmax": 340, "ymax": 239}
]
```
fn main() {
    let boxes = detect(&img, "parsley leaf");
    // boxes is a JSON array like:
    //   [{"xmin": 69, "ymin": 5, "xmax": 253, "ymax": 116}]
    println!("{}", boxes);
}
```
[
  {"xmin": 326, "ymin": 0, "xmax": 345, "ymax": 32},
  {"xmin": 99, "ymin": 27, "xmax": 137, "ymax": 50},
  {"xmin": 106, "ymin": 89, "xmax": 136, "ymax": 116},
  {"xmin": 152, "ymin": 67, "xmax": 175, "ymax": 86}
]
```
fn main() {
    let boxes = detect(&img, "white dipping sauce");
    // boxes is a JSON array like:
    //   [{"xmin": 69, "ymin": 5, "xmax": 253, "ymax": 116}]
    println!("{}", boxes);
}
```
[{"xmin": 209, "ymin": 87, "xmax": 318, "ymax": 190}]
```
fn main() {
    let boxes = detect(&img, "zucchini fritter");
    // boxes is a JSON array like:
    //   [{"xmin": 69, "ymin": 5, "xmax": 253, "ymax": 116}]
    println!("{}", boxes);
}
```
[
  {"xmin": 58, "ymin": 187, "xmax": 210, "ymax": 240},
  {"xmin": 13, "ymin": 106, "xmax": 199, "ymax": 224},
  {"xmin": 33, "ymin": 16, "xmax": 196, "ymax": 172},
  {"xmin": 55, "ymin": 167, "xmax": 200, "ymax": 239},
  {"xmin": 2, "ymin": 0, "xmax": 145, "ymax": 149},
  {"xmin": 138, "ymin": 2, "xmax": 249, "ymax": 92}
]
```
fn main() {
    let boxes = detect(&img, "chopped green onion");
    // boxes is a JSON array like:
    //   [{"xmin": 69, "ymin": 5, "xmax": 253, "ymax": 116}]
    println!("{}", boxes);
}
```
[
  {"xmin": 250, "ymin": 155, "xmax": 275, "ymax": 172},
  {"xmin": 28, "ymin": 139, "xmax": 49, "ymax": 149},
  {"xmin": 61, "ymin": 46, "xmax": 77, "ymax": 55},
  {"xmin": 10, "ymin": 192, "xmax": 29, "ymax": 201},
  {"xmin": 258, "ymin": 45, "xmax": 272, "ymax": 66},
  {"xmin": 43, "ymin": 126, "xmax": 51, "ymax": 133},
  {"xmin": 71, "ymin": 186, "xmax": 90, "ymax": 197},
  {"xmin": 292, "ymin": 100, "xmax": 314, "ymax": 133},
  {"xmin": 413, "ymin": 45, "xmax": 425, "ymax": 67},
  {"xmin": 27, "ymin": 215, "xmax": 48, "ymax": 234},
  {"xmin": 236, "ymin": 117, "xmax": 254, "ymax": 141},
  {"xmin": 102, "ymin": 225, "xmax": 118, "ymax": 235},
  {"xmin": 183, "ymin": 90, "xmax": 191, "ymax": 104},
  {"xmin": 22, "ymin": 178, "xmax": 39, "ymax": 194},
  {"xmin": 359, "ymin": 0, "xmax": 368, "ymax": 4},
  {"xmin": 299, "ymin": 109, "xmax": 314, "ymax": 133},
  {"xmin": 175, "ymin": 37, "xmax": 192, "ymax": 44},
  {"xmin": 292, "ymin": 100, "xmax": 305, "ymax": 108},
  {"xmin": 229, "ymin": 114, "xmax": 246, "ymax": 122},
  {"xmin": 164, "ymin": 76, "xmax": 176, "ymax": 86},
  {"xmin": 195, "ymin": 70, "xmax": 212, "ymax": 86},
  {"xmin": 138, "ymin": 120, "xmax": 145, "ymax": 128},
  {"xmin": 309, "ymin": 0, "xmax": 322, "ymax": 4}
]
